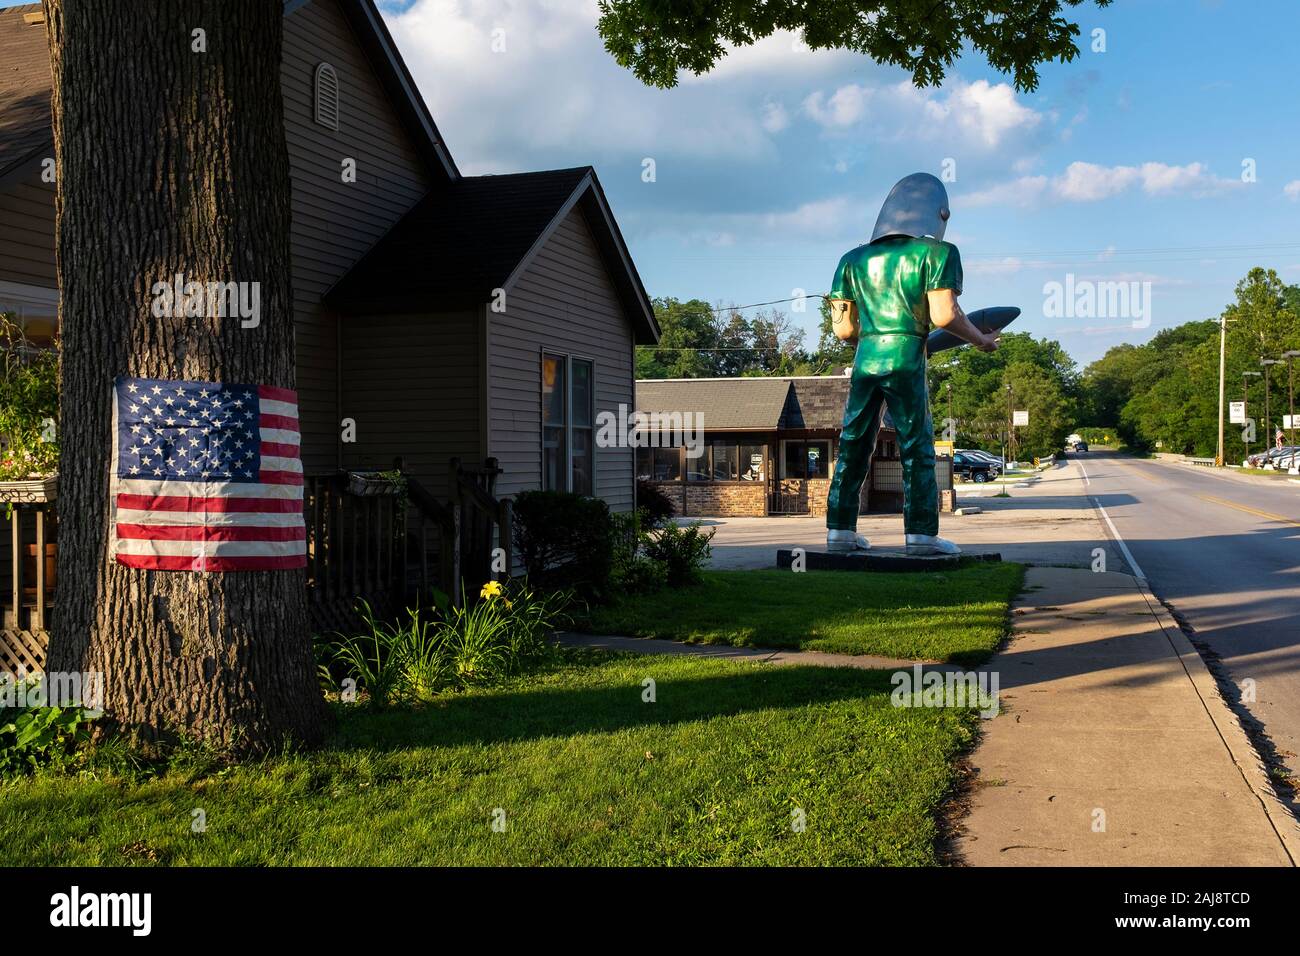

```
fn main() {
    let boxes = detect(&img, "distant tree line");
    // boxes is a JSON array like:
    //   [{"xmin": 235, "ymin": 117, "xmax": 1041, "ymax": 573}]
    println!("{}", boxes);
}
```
[
  {"xmin": 1079, "ymin": 268, "xmax": 1300, "ymax": 458},
  {"xmin": 638, "ymin": 267, "xmax": 1300, "ymax": 461}
]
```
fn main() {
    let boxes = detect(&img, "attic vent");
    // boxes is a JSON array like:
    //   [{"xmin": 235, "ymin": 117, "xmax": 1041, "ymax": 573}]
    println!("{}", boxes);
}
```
[
  {"xmin": 23, "ymin": 12, "xmax": 45, "ymax": 24},
  {"xmin": 314, "ymin": 62, "xmax": 339, "ymax": 130}
]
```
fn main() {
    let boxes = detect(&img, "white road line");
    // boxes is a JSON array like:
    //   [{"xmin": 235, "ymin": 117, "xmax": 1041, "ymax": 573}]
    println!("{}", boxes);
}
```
[
  {"xmin": 1078, "ymin": 459, "xmax": 1089, "ymax": 486},
  {"xmin": 1092, "ymin": 497, "xmax": 1147, "ymax": 584}
]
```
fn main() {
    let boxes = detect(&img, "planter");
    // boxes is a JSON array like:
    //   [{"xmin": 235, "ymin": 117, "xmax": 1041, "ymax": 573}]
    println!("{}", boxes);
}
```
[
  {"xmin": 0, "ymin": 476, "xmax": 56, "ymax": 503},
  {"xmin": 346, "ymin": 471, "xmax": 403, "ymax": 497}
]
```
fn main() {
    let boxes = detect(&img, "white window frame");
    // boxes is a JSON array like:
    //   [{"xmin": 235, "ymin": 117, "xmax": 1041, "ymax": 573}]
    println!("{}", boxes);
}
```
[{"xmin": 541, "ymin": 351, "xmax": 597, "ymax": 496}]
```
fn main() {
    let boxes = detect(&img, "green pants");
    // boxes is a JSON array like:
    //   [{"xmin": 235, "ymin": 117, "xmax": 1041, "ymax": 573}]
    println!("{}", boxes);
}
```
[{"xmin": 825, "ymin": 333, "xmax": 938, "ymax": 536}]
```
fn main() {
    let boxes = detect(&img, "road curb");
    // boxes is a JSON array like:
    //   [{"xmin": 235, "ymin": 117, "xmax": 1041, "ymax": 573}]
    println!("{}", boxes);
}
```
[{"xmin": 1134, "ymin": 577, "xmax": 1300, "ymax": 865}]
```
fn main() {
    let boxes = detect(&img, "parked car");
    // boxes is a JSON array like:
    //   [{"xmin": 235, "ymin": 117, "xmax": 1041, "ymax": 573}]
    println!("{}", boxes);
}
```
[
  {"xmin": 1251, "ymin": 446, "xmax": 1299, "ymax": 469},
  {"xmin": 952, "ymin": 452, "xmax": 998, "ymax": 483},
  {"xmin": 1073, "ymin": 440, "xmax": 1089, "ymax": 452},
  {"xmin": 958, "ymin": 449, "xmax": 1005, "ymax": 470}
]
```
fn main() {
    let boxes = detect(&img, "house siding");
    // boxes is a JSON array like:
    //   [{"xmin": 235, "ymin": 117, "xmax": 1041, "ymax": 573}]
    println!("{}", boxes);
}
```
[
  {"xmin": 0, "ymin": 170, "xmax": 55, "ymax": 287},
  {"xmin": 0, "ymin": 0, "xmax": 436, "ymax": 476},
  {"xmin": 340, "ymin": 311, "xmax": 483, "ymax": 496},
  {"xmin": 488, "ymin": 206, "xmax": 636, "ymax": 512},
  {"xmin": 282, "ymin": 0, "xmax": 433, "ymax": 473}
]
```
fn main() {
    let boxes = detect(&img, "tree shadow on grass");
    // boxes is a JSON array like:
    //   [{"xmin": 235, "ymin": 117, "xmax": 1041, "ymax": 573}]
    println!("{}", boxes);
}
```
[{"xmin": 330, "ymin": 659, "xmax": 901, "ymax": 752}]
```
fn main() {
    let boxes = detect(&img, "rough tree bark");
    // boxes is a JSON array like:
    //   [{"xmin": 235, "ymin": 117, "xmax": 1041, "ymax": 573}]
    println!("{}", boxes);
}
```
[{"xmin": 43, "ymin": 0, "xmax": 326, "ymax": 750}]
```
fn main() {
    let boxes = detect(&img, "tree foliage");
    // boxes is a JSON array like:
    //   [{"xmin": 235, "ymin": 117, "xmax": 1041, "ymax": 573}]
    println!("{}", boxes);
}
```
[
  {"xmin": 598, "ymin": 0, "xmax": 1111, "ymax": 91},
  {"xmin": 1080, "ymin": 269, "xmax": 1300, "ymax": 458},
  {"xmin": 929, "ymin": 332, "xmax": 1079, "ymax": 457}
]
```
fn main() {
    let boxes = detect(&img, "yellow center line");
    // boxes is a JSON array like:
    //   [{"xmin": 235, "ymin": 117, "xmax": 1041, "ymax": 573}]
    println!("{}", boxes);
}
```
[{"xmin": 1196, "ymin": 494, "xmax": 1300, "ymax": 528}]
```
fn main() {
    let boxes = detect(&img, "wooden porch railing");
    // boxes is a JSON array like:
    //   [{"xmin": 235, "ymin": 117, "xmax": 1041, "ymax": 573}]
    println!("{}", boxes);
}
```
[
  {"xmin": 1, "ymin": 457, "xmax": 514, "ymax": 674},
  {"xmin": 0, "ymin": 501, "xmax": 56, "ymax": 675}
]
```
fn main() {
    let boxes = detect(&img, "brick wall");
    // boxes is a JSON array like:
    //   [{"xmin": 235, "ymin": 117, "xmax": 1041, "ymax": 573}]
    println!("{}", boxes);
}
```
[{"xmin": 645, "ymin": 481, "xmax": 766, "ymax": 517}]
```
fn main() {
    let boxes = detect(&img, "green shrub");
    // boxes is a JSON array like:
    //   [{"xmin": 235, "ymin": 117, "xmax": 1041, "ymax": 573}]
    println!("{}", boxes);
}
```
[
  {"xmin": 635, "ymin": 480, "xmax": 676, "ymax": 528},
  {"xmin": 0, "ymin": 678, "xmax": 93, "ymax": 776},
  {"xmin": 512, "ymin": 490, "xmax": 614, "ymax": 595},
  {"xmin": 612, "ymin": 554, "xmax": 669, "ymax": 594},
  {"xmin": 0, "ymin": 315, "xmax": 59, "ymax": 482},
  {"xmin": 644, "ymin": 522, "xmax": 715, "ymax": 587},
  {"xmin": 322, "ymin": 583, "xmax": 571, "ymax": 705}
]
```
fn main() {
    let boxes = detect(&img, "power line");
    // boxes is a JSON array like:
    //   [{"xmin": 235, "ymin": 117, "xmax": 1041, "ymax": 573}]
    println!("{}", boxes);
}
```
[{"xmin": 705, "ymin": 293, "xmax": 828, "ymax": 313}]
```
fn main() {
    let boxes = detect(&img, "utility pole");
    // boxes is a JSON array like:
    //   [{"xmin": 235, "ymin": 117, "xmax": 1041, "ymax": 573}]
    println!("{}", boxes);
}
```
[
  {"xmin": 946, "ymin": 381, "xmax": 953, "ymax": 438},
  {"xmin": 1005, "ymin": 383, "xmax": 1015, "ymax": 463},
  {"xmin": 1261, "ymin": 357, "xmax": 1279, "ymax": 449},
  {"xmin": 1242, "ymin": 370, "xmax": 1260, "ymax": 461},
  {"xmin": 1216, "ymin": 315, "xmax": 1227, "ymax": 466},
  {"xmin": 1285, "ymin": 350, "xmax": 1300, "ymax": 448}
]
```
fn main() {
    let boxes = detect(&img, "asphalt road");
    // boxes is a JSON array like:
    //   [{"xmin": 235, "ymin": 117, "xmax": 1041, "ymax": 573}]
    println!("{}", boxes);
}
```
[{"xmin": 1079, "ymin": 450, "xmax": 1300, "ymax": 780}]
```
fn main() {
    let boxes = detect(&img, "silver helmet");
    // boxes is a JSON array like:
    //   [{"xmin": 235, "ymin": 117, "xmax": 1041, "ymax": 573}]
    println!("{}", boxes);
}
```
[{"xmin": 870, "ymin": 172, "xmax": 950, "ymax": 243}]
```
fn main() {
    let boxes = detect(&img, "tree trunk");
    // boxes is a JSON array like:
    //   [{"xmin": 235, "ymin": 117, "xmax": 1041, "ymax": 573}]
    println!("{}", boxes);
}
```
[{"xmin": 43, "ymin": 0, "xmax": 327, "ymax": 751}]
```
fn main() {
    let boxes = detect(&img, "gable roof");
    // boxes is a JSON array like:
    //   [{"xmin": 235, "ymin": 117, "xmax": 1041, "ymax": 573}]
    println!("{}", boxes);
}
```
[
  {"xmin": 0, "ymin": 0, "xmax": 458, "ymax": 188},
  {"xmin": 0, "ymin": 4, "xmax": 52, "ymax": 187},
  {"xmin": 325, "ymin": 166, "xmax": 659, "ymax": 344},
  {"xmin": 635, "ymin": 375, "xmax": 891, "ymax": 433},
  {"xmin": 635, "ymin": 378, "xmax": 793, "ymax": 431}
]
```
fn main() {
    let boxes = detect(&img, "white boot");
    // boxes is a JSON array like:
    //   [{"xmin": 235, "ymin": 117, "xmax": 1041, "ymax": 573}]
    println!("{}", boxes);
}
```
[
  {"xmin": 905, "ymin": 534, "xmax": 961, "ymax": 556},
  {"xmin": 827, "ymin": 529, "xmax": 870, "ymax": 552}
]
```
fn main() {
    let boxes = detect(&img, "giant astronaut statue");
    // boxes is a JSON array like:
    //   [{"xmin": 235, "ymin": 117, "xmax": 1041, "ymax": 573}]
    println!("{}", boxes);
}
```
[{"xmin": 825, "ymin": 173, "xmax": 1000, "ymax": 556}]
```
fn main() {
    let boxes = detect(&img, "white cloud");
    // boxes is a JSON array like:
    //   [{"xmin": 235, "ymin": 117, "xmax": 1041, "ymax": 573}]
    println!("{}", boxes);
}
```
[
  {"xmin": 962, "ymin": 161, "xmax": 1239, "ymax": 210},
  {"xmin": 962, "ymin": 175, "xmax": 1049, "ymax": 208},
  {"xmin": 802, "ymin": 84, "xmax": 872, "ymax": 127},
  {"xmin": 760, "ymin": 100, "xmax": 790, "ymax": 133},
  {"xmin": 1284, "ymin": 180, "xmax": 1300, "ymax": 201},
  {"xmin": 801, "ymin": 78, "xmax": 1042, "ymax": 149},
  {"xmin": 382, "ymin": 0, "xmax": 788, "ymax": 171}
]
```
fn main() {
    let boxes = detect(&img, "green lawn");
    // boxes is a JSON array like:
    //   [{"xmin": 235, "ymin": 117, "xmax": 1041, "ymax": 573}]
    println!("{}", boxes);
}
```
[
  {"xmin": 580, "ymin": 565, "xmax": 1024, "ymax": 665},
  {"xmin": 0, "ymin": 651, "xmax": 976, "ymax": 866}
]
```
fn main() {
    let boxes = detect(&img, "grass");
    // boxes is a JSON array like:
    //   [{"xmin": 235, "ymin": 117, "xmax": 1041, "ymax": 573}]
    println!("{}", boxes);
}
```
[
  {"xmin": 0, "ymin": 651, "xmax": 977, "ymax": 866},
  {"xmin": 580, "ymin": 565, "xmax": 1024, "ymax": 665}
]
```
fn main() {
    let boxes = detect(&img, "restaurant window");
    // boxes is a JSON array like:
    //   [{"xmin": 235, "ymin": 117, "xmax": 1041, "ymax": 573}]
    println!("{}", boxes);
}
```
[
  {"xmin": 542, "ymin": 353, "xmax": 597, "ymax": 494},
  {"xmin": 683, "ymin": 441, "xmax": 767, "ymax": 482},
  {"xmin": 783, "ymin": 440, "xmax": 831, "ymax": 480},
  {"xmin": 636, "ymin": 446, "xmax": 682, "ymax": 482}
]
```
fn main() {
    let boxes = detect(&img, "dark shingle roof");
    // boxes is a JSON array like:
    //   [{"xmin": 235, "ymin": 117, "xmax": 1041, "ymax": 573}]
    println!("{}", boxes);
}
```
[
  {"xmin": 325, "ymin": 166, "xmax": 658, "ymax": 343},
  {"xmin": 0, "ymin": 4, "xmax": 52, "ymax": 182},
  {"xmin": 635, "ymin": 375, "xmax": 899, "ymax": 434},
  {"xmin": 780, "ymin": 377, "xmax": 851, "ymax": 430},
  {"xmin": 327, "ymin": 167, "xmax": 589, "ymax": 311},
  {"xmin": 635, "ymin": 378, "xmax": 792, "ymax": 430}
]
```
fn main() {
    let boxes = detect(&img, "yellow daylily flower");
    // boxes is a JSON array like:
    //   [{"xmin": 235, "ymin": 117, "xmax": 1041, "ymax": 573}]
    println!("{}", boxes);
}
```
[{"xmin": 480, "ymin": 580, "xmax": 503, "ymax": 600}]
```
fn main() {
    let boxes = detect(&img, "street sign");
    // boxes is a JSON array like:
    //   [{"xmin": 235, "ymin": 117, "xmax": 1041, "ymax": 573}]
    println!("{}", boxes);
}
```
[
  {"xmin": 1012, "ymin": 410, "xmax": 1029, "ymax": 427},
  {"xmin": 1229, "ymin": 401, "xmax": 1246, "ymax": 424},
  {"xmin": 1285, "ymin": 415, "xmax": 1300, "ymax": 430},
  {"xmin": 934, "ymin": 440, "xmax": 954, "ymax": 457}
]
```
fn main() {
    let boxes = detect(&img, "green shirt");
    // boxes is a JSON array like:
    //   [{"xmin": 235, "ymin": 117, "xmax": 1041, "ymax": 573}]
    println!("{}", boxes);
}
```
[{"xmin": 830, "ymin": 236, "xmax": 963, "ymax": 337}]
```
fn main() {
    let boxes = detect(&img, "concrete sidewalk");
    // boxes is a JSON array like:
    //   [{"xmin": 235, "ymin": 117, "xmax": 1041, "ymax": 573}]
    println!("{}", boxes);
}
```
[
  {"xmin": 957, "ymin": 566, "xmax": 1299, "ymax": 866},
  {"xmin": 700, "ymin": 458, "xmax": 1125, "ymax": 572}
]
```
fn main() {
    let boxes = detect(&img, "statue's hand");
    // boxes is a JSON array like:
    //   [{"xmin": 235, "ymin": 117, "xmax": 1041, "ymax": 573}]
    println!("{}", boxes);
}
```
[{"xmin": 977, "ymin": 334, "xmax": 1000, "ymax": 354}]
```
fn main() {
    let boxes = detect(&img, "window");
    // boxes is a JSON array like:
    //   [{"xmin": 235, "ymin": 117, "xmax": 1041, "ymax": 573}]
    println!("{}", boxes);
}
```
[
  {"xmin": 314, "ymin": 63, "xmax": 340, "ymax": 130},
  {"xmin": 542, "ymin": 353, "xmax": 596, "ymax": 494},
  {"xmin": 636, "ymin": 447, "xmax": 681, "ymax": 482},
  {"xmin": 571, "ymin": 359, "xmax": 594, "ymax": 495},
  {"xmin": 683, "ymin": 441, "xmax": 767, "ymax": 482},
  {"xmin": 783, "ymin": 440, "xmax": 831, "ymax": 480}
]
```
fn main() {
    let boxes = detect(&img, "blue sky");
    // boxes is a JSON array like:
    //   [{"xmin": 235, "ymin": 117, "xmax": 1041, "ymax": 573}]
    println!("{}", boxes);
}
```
[
  {"xmin": 13, "ymin": 0, "xmax": 1298, "ymax": 365},
  {"xmin": 374, "ymin": 0, "xmax": 1300, "ymax": 365}
]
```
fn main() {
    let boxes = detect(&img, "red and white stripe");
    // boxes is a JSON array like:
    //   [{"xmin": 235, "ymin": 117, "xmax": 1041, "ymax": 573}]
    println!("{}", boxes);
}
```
[{"xmin": 112, "ymin": 384, "xmax": 307, "ymax": 572}]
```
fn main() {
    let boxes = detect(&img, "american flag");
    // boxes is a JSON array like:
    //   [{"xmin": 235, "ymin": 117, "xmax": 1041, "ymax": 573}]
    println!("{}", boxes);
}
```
[{"xmin": 111, "ymin": 376, "xmax": 306, "ymax": 571}]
